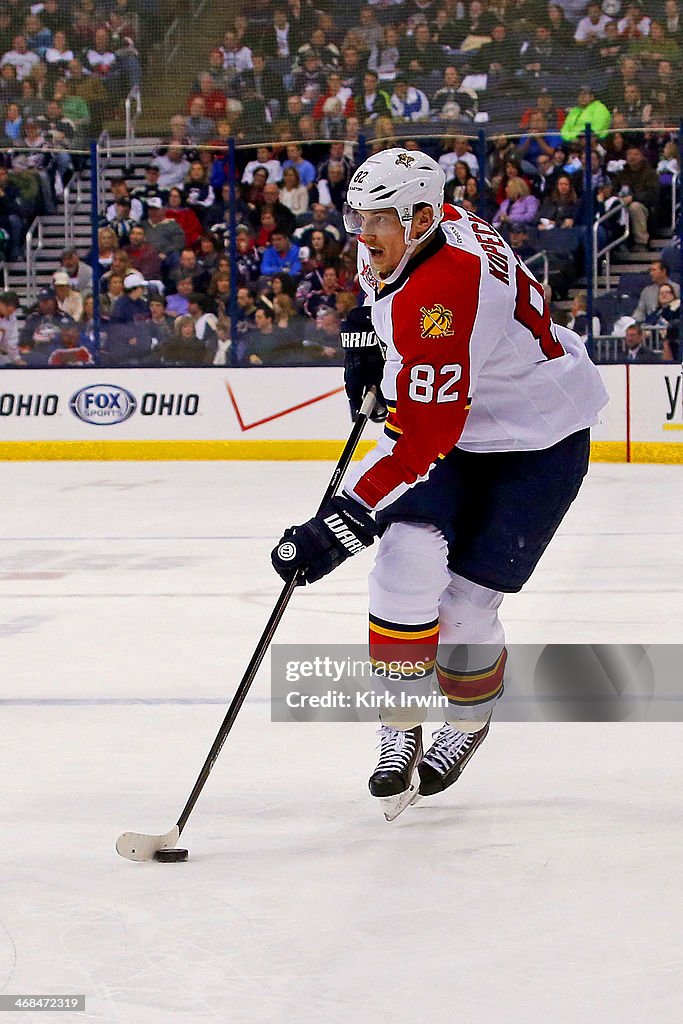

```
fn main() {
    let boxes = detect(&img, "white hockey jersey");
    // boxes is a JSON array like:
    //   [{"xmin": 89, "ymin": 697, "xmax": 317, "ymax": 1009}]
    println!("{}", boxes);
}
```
[{"xmin": 345, "ymin": 204, "xmax": 608, "ymax": 511}]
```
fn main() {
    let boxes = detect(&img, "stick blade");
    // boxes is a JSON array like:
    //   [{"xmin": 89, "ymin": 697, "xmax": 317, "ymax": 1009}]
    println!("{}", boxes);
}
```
[{"xmin": 116, "ymin": 826, "xmax": 180, "ymax": 862}]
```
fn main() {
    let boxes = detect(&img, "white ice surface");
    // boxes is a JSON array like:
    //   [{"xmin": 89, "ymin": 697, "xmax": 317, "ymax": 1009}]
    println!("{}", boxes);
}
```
[{"xmin": 1, "ymin": 460, "xmax": 683, "ymax": 1023}]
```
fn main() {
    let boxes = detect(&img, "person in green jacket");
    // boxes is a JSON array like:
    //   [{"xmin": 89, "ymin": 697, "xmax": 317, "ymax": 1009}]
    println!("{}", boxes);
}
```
[{"xmin": 561, "ymin": 85, "xmax": 611, "ymax": 141}]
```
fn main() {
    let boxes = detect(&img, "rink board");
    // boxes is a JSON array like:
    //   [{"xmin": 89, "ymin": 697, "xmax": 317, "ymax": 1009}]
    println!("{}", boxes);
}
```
[{"xmin": 0, "ymin": 365, "xmax": 680, "ymax": 463}]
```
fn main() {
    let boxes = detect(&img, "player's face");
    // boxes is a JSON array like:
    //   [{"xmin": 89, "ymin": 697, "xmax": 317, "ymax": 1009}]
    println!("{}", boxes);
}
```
[{"xmin": 355, "ymin": 209, "xmax": 407, "ymax": 278}]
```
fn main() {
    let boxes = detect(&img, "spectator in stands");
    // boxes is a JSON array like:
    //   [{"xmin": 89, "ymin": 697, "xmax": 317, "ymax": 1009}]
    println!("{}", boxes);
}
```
[
  {"xmin": 168, "ymin": 247, "xmax": 209, "ymax": 292},
  {"xmin": 93, "ymin": 225, "xmax": 119, "ymax": 274},
  {"xmin": 189, "ymin": 73, "xmax": 227, "ymax": 122},
  {"xmin": 242, "ymin": 146, "xmax": 283, "ymax": 185},
  {"xmin": 4, "ymin": 100, "xmax": 22, "ymax": 141},
  {"xmin": 183, "ymin": 161, "xmax": 215, "ymax": 227},
  {"xmin": 303, "ymin": 264, "xmax": 340, "ymax": 319},
  {"xmin": 475, "ymin": 22, "xmax": 517, "ymax": 87},
  {"xmin": 597, "ymin": 21, "xmax": 628, "ymax": 76},
  {"xmin": 20, "ymin": 287, "xmax": 73, "ymax": 351},
  {"xmin": 254, "ymin": 181, "xmax": 297, "ymax": 236},
  {"xmin": 125, "ymin": 223, "xmax": 162, "ymax": 280},
  {"xmin": 272, "ymin": 293, "xmax": 304, "ymax": 356},
  {"xmin": 241, "ymin": 304, "xmax": 278, "ymax": 366},
  {"xmin": 152, "ymin": 145, "xmax": 191, "ymax": 189},
  {"xmin": 368, "ymin": 25, "xmax": 403, "ymax": 83},
  {"xmin": 390, "ymin": 75, "xmax": 430, "ymax": 122},
  {"xmin": 142, "ymin": 197, "xmax": 186, "ymax": 262},
  {"xmin": 166, "ymin": 276, "xmax": 193, "ymax": 318},
  {"xmin": 611, "ymin": 145, "xmax": 659, "ymax": 250},
  {"xmin": 105, "ymin": 179, "xmax": 142, "ymax": 223},
  {"xmin": 132, "ymin": 165, "xmax": 169, "ymax": 214},
  {"xmin": 493, "ymin": 178, "xmax": 540, "ymax": 229},
  {"xmin": 439, "ymin": 136, "xmax": 479, "ymax": 182},
  {"xmin": 632, "ymin": 259, "xmax": 680, "ymax": 320},
  {"xmin": 0, "ymin": 65, "xmax": 20, "ymax": 104},
  {"xmin": 0, "ymin": 165, "xmax": 24, "ymax": 260},
  {"xmin": 315, "ymin": 161, "xmax": 347, "ymax": 212},
  {"xmin": 566, "ymin": 292, "xmax": 600, "ymax": 342},
  {"xmin": 234, "ymin": 228, "xmax": 261, "ymax": 284},
  {"xmin": 644, "ymin": 281, "xmax": 680, "ymax": 359},
  {"xmin": 1, "ymin": 36, "xmax": 40, "ymax": 80},
  {"xmin": 53, "ymin": 79, "xmax": 90, "ymax": 133},
  {"xmin": 630, "ymin": 21, "xmax": 682, "ymax": 66},
  {"xmin": 45, "ymin": 30, "xmax": 74, "ymax": 70},
  {"xmin": 547, "ymin": 4, "xmax": 575, "ymax": 48},
  {"xmin": 147, "ymin": 294, "xmax": 175, "ymax": 348},
  {"xmin": 574, "ymin": 2, "xmax": 613, "ymax": 47},
  {"xmin": 279, "ymin": 165, "xmax": 308, "ymax": 216},
  {"xmin": 520, "ymin": 89, "xmax": 565, "ymax": 133},
  {"xmin": 431, "ymin": 66, "xmax": 478, "ymax": 123},
  {"xmin": 614, "ymin": 82, "xmax": 647, "ymax": 127},
  {"xmin": 159, "ymin": 314, "xmax": 206, "ymax": 366},
  {"xmin": 260, "ymin": 228, "xmax": 302, "ymax": 277},
  {"xmin": 100, "ymin": 272, "xmax": 124, "ymax": 319},
  {"xmin": 235, "ymin": 284, "xmax": 258, "ymax": 337},
  {"xmin": 518, "ymin": 112, "xmax": 563, "ymax": 166},
  {"xmin": 185, "ymin": 97, "xmax": 215, "ymax": 145},
  {"xmin": 561, "ymin": 85, "xmax": 611, "ymax": 141},
  {"xmin": 356, "ymin": 69, "xmax": 391, "ymax": 124},
  {"xmin": 537, "ymin": 174, "xmax": 580, "ymax": 229},
  {"xmin": 109, "ymin": 271, "xmax": 150, "ymax": 324},
  {"xmin": 61, "ymin": 247, "xmax": 92, "ymax": 293},
  {"xmin": 445, "ymin": 161, "xmax": 475, "ymax": 204},
  {"xmin": 46, "ymin": 323, "xmax": 94, "ymax": 367},
  {"xmin": 220, "ymin": 29, "xmax": 253, "ymax": 77},
  {"xmin": 86, "ymin": 28, "xmax": 116, "ymax": 79},
  {"xmin": 282, "ymin": 144, "xmax": 316, "ymax": 189},
  {"xmin": 107, "ymin": 196, "xmax": 135, "ymax": 243},
  {"xmin": 306, "ymin": 307, "xmax": 343, "ymax": 364},
  {"xmin": 621, "ymin": 323, "xmax": 661, "ymax": 362},
  {"xmin": 52, "ymin": 269, "xmax": 83, "ymax": 320}
]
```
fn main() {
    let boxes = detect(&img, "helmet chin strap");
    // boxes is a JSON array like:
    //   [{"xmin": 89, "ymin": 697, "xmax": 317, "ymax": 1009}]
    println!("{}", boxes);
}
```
[{"xmin": 378, "ymin": 211, "xmax": 443, "ymax": 286}]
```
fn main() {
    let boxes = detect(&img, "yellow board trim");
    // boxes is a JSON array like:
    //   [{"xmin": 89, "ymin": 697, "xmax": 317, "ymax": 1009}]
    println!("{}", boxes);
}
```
[
  {"xmin": 0, "ymin": 439, "xmax": 680, "ymax": 463},
  {"xmin": 0, "ymin": 440, "xmax": 378, "ymax": 462}
]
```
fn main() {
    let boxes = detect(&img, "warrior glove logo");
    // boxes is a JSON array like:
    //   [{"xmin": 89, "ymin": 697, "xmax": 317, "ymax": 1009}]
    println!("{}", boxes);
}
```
[
  {"xmin": 420, "ymin": 304, "xmax": 454, "ymax": 339},
  {"xmin": 277, "ymin": 541, "xmax": 297, "ymax": 562},
  {"xmin": 323, "ymin": 513, "xmax": 365, "ymax": 555}
]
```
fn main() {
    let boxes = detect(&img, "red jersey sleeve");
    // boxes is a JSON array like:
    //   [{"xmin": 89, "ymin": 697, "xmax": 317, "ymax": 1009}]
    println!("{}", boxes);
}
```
[{"xmin": 353, "ymin": 246, "xmax": 481, "ymax": 509}]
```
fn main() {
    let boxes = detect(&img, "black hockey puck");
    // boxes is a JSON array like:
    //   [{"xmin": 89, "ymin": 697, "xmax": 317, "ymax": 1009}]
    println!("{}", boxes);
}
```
[{"xmin": 154, "ymin": 848, "xmax": 189, "ymax": 862}]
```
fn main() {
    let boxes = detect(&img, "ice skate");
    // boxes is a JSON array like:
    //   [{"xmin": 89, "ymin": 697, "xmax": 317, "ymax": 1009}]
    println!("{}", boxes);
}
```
[
  {"xmin": 369, "ymin": 724, "xmax": 423, "ymax": 821},
  {"xmin": 418, "ymin": 719, "xmax": 491, "ymax": 796}
]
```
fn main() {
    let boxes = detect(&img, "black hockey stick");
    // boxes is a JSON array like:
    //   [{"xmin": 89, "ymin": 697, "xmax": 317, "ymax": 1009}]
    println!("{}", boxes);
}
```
[{"xmin": 116, "ymin": 389, "xmax": 377, "ymax": 861}]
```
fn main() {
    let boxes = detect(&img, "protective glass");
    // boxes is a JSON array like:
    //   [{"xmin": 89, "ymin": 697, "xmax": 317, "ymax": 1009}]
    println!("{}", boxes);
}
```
[{"xmin": 342, "ymin": 204, "xmax": 400, "ymax": 236}]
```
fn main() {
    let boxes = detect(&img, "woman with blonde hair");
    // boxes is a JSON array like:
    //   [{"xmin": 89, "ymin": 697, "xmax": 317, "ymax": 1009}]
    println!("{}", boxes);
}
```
[
  {"xmin": 493, "ymin": 176, "xmax": 539, "ymax": 228},
  {"xmin": 279, "ymin": 165, "xmax": 309, "ymax": 216},
  {"xmin": 95, "ymin": 226, "xmax": 119, "ymax": 272}
]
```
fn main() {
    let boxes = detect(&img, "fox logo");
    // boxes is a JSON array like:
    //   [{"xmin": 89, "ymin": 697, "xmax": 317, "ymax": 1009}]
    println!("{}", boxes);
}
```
[{"xmin": 323, "ymin": 513, "xmax": 365, "ymax": 554}]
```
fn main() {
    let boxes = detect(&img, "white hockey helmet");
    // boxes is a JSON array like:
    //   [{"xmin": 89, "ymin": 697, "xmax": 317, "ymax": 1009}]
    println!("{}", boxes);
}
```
[
  {"xmin": 344, "ymin": 148, "xmax": 445, "ymax": 241},
  {"xmin": 344, "ymin": 148, "xmax": 446, "ymax": 283}
]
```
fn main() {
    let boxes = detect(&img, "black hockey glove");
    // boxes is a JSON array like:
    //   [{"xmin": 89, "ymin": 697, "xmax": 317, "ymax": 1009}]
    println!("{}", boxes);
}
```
[
  {"xmin": 340, "ymin": 305, "xmax": 388, "ymax": 423},
  {"xmin": 271, "ymin": 495, "xmax": 378, "ymax": 585}
]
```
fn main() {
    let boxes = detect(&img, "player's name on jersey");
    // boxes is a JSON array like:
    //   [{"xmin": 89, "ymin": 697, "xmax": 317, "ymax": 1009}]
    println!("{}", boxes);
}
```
[{"xmin": 284, "ymin": 690, "xmax": 449, "ymax": 710}]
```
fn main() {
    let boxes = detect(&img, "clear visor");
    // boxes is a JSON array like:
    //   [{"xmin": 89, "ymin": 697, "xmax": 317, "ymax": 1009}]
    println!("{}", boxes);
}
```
[{"xmin": 342, "ymin": 204, "xmax": 405, "ymax": 237}]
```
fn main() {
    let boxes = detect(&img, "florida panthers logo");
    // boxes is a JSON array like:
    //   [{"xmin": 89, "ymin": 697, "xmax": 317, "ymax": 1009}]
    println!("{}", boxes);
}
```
[
  {"xmin": 420, "ymin": 303, "xmax": 454, "ymax": 339},
  {"xmin": 395, "ymin": 152, "xmax": 416, "ymax": 168}
]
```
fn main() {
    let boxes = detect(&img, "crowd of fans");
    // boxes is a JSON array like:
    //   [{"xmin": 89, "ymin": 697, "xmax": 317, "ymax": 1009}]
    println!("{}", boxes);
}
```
[
  {"xmin": 0, "ymin": 0, "xmax": 167, "ymax": 258},
  {"xmin": 2, "ymin": 0, "xmax": 683, "ymax": 367}
]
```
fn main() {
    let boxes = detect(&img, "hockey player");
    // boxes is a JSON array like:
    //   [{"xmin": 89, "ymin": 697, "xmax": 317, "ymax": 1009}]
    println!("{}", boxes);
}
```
[{"xmin": 272, "ymin": 148, "xmax": 608, "ymax": 818}]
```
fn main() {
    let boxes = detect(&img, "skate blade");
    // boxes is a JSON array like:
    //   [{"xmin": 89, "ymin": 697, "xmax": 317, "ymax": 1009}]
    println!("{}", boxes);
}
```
[{"xmin": 380, "ymin": 777, "xmax": 421, "ymax": 822}]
